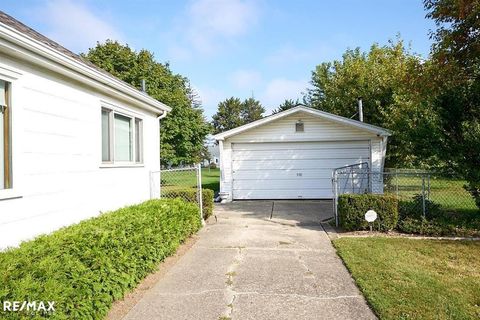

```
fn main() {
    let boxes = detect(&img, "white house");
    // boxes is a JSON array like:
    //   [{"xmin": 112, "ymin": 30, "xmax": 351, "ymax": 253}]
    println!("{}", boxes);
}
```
[
  {"xmin": 203, "ymin": 144, "xmax": 220, "ymax": 167},
  {"xmin": 0, "ymin": 12, "xmax": 170, "ymax": 248},
  {"xmin": 214, "ymin": 106, "xmax": 391, "ymax": 201}
]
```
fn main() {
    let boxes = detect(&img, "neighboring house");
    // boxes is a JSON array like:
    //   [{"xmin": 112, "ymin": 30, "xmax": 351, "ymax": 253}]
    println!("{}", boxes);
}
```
[
  {"xmin": 214, "ymin": 106, "xmax": 391, "ymax": 201},
  {"xmin": 0, "ymin": 12, "xmax": 170, "ymax": 248},
  {"xmin": 203, "ymin": 144, "xmax": 220, "ymax": 167}
]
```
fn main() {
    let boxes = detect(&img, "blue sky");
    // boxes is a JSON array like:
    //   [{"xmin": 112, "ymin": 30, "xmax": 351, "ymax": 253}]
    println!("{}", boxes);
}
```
[{"xmin": 2, "ymin": 0, "xmax": 435, "ymax": 119}]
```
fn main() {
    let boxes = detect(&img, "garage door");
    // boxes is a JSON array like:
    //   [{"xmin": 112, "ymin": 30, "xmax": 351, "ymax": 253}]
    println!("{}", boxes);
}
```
[{"xmin": 232, "ymin": 141, "xmax": 370, "ymax": 199}]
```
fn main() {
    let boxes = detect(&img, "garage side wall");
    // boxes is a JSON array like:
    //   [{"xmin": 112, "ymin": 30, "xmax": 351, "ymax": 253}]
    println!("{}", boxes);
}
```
[{"xmin": 218, "ymin": 112, "xmax": 386, "ymax": 201}]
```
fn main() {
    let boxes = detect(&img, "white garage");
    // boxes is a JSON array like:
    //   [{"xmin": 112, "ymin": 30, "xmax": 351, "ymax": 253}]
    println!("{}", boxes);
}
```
[{"xmin": 214, "ymin": 106, "xmax": 391, "ymax": 201}]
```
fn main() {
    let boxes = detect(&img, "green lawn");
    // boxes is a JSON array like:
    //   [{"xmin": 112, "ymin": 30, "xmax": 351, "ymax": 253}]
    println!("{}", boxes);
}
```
[
  {"xmin": 334, "ymin": 237, "xmax": 480, "ymax": 320},
  {"xmin": 161, "ymin": 168, "xmax": 219, "ymax": 193},
  {"xmin": 385, "ymin": 175, "xmax": 477, "ymax": 213},
  {"xmin": 201, "ymin": 168, "xmax": 220, "ymax": 192}
]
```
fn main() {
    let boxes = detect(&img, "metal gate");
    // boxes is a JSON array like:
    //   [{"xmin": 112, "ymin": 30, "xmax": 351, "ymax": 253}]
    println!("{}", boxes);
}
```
[{"xmin": 150, "ymin": 164, "xmax": 204, "ymax": 225}]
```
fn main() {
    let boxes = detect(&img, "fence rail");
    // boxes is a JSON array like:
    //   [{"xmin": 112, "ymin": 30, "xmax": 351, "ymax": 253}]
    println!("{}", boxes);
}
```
[
  {"xmin": 332, "ymin": 166, "xmax": 477, "ymax": 226},
  {"xmin": 150, "ymin": 164, "xmax": 204, "ymax": 225}
]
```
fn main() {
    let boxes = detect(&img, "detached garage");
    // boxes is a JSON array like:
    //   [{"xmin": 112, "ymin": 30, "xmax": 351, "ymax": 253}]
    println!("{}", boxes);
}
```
[{"xmin": 214, "ymin": 106, "xmax": 391, "ymax": 201}]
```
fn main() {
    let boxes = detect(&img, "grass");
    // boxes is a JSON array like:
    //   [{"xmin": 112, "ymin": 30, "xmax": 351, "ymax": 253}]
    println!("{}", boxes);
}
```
[
  {"xmin": 201, "ymin": 168, "xmax": 220, "ymax": 192},
  {"xmin": 161, "ymin": 168, "xmax": 220, "ymax": 193},
  {"xmin": 334, "ymin": 237, "xmax": 480, "ymax": 320},
  {"xmin": 386, "ymin": 175, "xmax": 477, "ymax": 213}
]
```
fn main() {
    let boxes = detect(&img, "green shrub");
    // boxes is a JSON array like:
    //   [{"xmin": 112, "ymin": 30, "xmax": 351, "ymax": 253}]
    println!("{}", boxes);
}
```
[
  {"xmin": 397, "ymin": 217, "xmax": 480, "ymax": 237},
  {"xmin": 162, "ymin": 188, "xmax": 214, "ymax": 219},
  {"xmin": 338, "ymin": 194, "xmax": 399, "ymax": 231},
  {"xmin": 399, "ymin": 194, "xmax": 444, "ymax": 220},
  {"xmin": 0, "ymin": 199, "xmax": 201, "ymax": 319}
]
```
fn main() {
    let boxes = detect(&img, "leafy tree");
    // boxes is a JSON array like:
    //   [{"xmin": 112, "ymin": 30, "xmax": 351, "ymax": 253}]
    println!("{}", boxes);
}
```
[
  {"xmin": 304, "ymin": 39, "xmax": 438, "ymax": 167},
  {"xmin": 241, "ymin": 97, "xmax": 265, "ymax": 123},
  {"xmin": 212, "ymin": 97, "xmax": 244, "ymax": 134},
  {"xmin": 424, "ymin": 0, "xmax": 480, "ymax": 208},
  {"xmin": 272, "ymin": 99, "xmax": 300, "ymax": 114},
  {"xmin": 212, "ymin": 97, "xmax": 265, "ymax": 133},
  {"xmin": 82, "ymin": 40, "xmax": 210, "ymax": 165}
]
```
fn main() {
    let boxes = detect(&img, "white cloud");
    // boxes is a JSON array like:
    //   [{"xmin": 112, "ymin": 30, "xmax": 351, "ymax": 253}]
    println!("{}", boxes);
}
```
[
  {"xmin": 230, "ymin": 70, "xmax": 262, "ymax": 89},
  {"xmin": 169, "ymin": 0, "xmax": 259, "ymax": 57},
  {"xmin": 261, "ymin": 78, "xmax": 309, "ymax": 112},
  {"xmin": 38, "ymin": 0, "xmax": 122, "ymax": 53}
]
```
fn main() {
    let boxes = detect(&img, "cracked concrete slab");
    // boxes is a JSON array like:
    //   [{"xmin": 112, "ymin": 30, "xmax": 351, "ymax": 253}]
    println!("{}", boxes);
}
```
[{"xmin": 123, "ymin": 200, "xmax": 376, "ymax": 320}]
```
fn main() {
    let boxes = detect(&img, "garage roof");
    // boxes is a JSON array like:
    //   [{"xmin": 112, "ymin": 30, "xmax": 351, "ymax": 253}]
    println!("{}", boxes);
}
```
[{"xmin": 214, "ymin": 106, "xmax": 391, "ymax": 140}]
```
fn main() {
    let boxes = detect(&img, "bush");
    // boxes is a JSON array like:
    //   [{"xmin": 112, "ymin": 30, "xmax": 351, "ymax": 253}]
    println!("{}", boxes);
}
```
[
  {"xmin": 338, "ymin": 194, "xmax": 399, "ymax": 231},
  {"xmin": 162, "ymin": 188, "xmax": 214, "ymax": 219},
  {"xmin": 399, "ymin": 194, "xmax": 443, "ymax": 220},
  {"xmin": 0, "ymin": 199, "xmax": 201, "ymax": 319},
  {"xmin": 397, "ymin": 217, "xmax": 480, "ymax": 237}
]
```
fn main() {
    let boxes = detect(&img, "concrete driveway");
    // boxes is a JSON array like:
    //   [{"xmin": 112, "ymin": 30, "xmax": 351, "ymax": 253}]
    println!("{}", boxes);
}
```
[{"xmin": 124, "ymin": 201, "xmax": 376, "ymax": 320}]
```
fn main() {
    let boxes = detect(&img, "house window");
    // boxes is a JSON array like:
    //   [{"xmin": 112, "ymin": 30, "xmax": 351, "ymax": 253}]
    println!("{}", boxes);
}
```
[
  {"xmin": 295, "ymin": 120, "xmax": 304, "ymax": 132},
  {"xmin": 101, "ymin": 107, "xmax": 143, "ymax": 164},
  {"xmin": 0, "ymin": 80, "xmax": 11, "ymax": 190}
]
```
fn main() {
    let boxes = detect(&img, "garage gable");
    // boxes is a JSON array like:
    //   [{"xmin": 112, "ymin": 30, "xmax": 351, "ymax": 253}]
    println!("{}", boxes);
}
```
[{"xmin": 214, "ymin": 106, "xmax": 391, "ymax": 142}]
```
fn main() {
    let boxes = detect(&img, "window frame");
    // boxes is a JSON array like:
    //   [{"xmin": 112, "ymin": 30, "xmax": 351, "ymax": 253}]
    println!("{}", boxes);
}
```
[
  {"xmin": 1, "ymin": 79, "xmax": 12, "ymax": 190},
  {"xmin": 101, "ymin": 106, "xmax": 144, "ymax": 166}
]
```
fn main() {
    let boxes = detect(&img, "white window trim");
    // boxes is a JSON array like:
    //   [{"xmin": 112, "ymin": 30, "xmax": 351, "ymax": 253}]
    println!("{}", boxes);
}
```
[
  {"xmin": 101, "ymin": 105, "xmax": 144, "ymax": 168},
  {"xmin": 0, "ymin": 75, "xmax": 21, "ymax": 200}
]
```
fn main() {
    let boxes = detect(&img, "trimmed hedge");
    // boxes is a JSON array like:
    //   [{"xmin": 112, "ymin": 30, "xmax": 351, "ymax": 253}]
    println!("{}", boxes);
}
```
[
  {"xmin": 338, "ymin": 194, "xmax": 399, "ymax": 231},
  {"xmin": 162, "ymin": 188, "xmax": 214, "ymax": 219},
  {"xmin": 0, "ymin": 199, "xmax": 201, "ymax": 319}
]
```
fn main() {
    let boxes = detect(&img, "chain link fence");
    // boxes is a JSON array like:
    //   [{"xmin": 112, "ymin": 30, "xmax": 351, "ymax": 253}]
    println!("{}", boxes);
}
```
[
  {"xmin": 333, "ymin": 166, "xmax": 478, "ymax": 226},
  {"xmin": 150, "ymin": 165, "xmax": 204, "ymax": 224}
]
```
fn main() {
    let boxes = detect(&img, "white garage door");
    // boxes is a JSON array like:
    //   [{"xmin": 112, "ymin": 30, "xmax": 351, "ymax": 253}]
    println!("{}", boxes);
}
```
[{"xmin": 232, "ymin": 141, "xmax": 370, "ymax": 200}]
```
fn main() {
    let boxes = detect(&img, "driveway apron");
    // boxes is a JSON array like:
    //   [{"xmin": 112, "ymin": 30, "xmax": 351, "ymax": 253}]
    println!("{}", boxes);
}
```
[{"xmin": 124, "ymin": 200, "xmax": 376, "ymax": 320}]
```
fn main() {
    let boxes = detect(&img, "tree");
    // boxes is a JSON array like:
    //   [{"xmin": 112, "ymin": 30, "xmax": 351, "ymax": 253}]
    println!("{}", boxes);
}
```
[
  {"xmin": 212, "ymin": 97, "xmax": 243, "ymax": 134},
  {"xmin": 241, "ymin": 97, "xmax": 265, "ymax": 123},
  {"xmin": 82, "ymin": 40, "xmax": 210, "ymax": 165},
  {"xmin": 272, "ymin": 99, "xmax": 300, "ymax": 114},
  {"xmin": 212, "ymin": 97, "xmax": 265, "ymax": 133},
  {"xmin": 304, "ymin": 39, "xmax": 438, "ymax": 167},
  {"xmin": 424, "ymin": 0, "xmax": 480, "ymax": 208}
]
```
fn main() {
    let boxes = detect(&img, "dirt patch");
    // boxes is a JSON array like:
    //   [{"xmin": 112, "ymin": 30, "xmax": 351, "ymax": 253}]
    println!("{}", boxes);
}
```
[{"xmin": 106, "ymin": 235, "xmax": 199, "ymax": 320}]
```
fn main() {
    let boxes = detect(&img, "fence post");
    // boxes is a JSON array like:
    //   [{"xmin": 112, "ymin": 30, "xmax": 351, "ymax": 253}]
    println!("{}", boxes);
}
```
[
  {"xmin": 427, "ymin": 174, "xmax": 431, "ymax": 200},
  {"xmin": 197, "ymin": 163, "xmax": 205, "ymax": 226},
  {"xmin": 333, "ymin": 172, "xmax": 339, "ymax": 227},
  {"xmin": 394, "ymin": 169, "xmax": 398, "ymax": 197},
  {"xmin": 422, "ymin": 175, "xmax": 426, "ymax": 218}
]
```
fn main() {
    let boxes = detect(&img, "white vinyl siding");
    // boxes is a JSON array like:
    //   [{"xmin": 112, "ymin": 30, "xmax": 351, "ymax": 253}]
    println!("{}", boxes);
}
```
[{"xmin": 231, "ymin": 141, "xmax": 370, "ymax": 199}]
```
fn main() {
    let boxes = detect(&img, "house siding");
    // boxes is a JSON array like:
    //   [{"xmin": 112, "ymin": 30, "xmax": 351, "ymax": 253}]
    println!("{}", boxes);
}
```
[{"xmin": 0, "ymin": 54, "xmax": 161, "ymax": 248}]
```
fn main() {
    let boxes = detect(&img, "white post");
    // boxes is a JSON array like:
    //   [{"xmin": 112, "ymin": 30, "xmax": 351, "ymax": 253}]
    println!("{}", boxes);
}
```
[{"xmin": 197, "ymin": 164, "xmax": 205, "ymax": 226}]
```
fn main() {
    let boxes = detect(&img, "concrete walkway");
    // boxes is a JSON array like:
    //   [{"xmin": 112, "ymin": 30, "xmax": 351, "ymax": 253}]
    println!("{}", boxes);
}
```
[{"xmin": 124, "ymin": 201, "xmax": 376, "ymax": 320}]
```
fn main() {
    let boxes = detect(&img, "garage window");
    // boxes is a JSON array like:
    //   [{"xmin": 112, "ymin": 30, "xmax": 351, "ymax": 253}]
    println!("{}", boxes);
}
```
[{"xmin": 295, "ymin": 120, "xmax": 304, "ymax": 132}]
